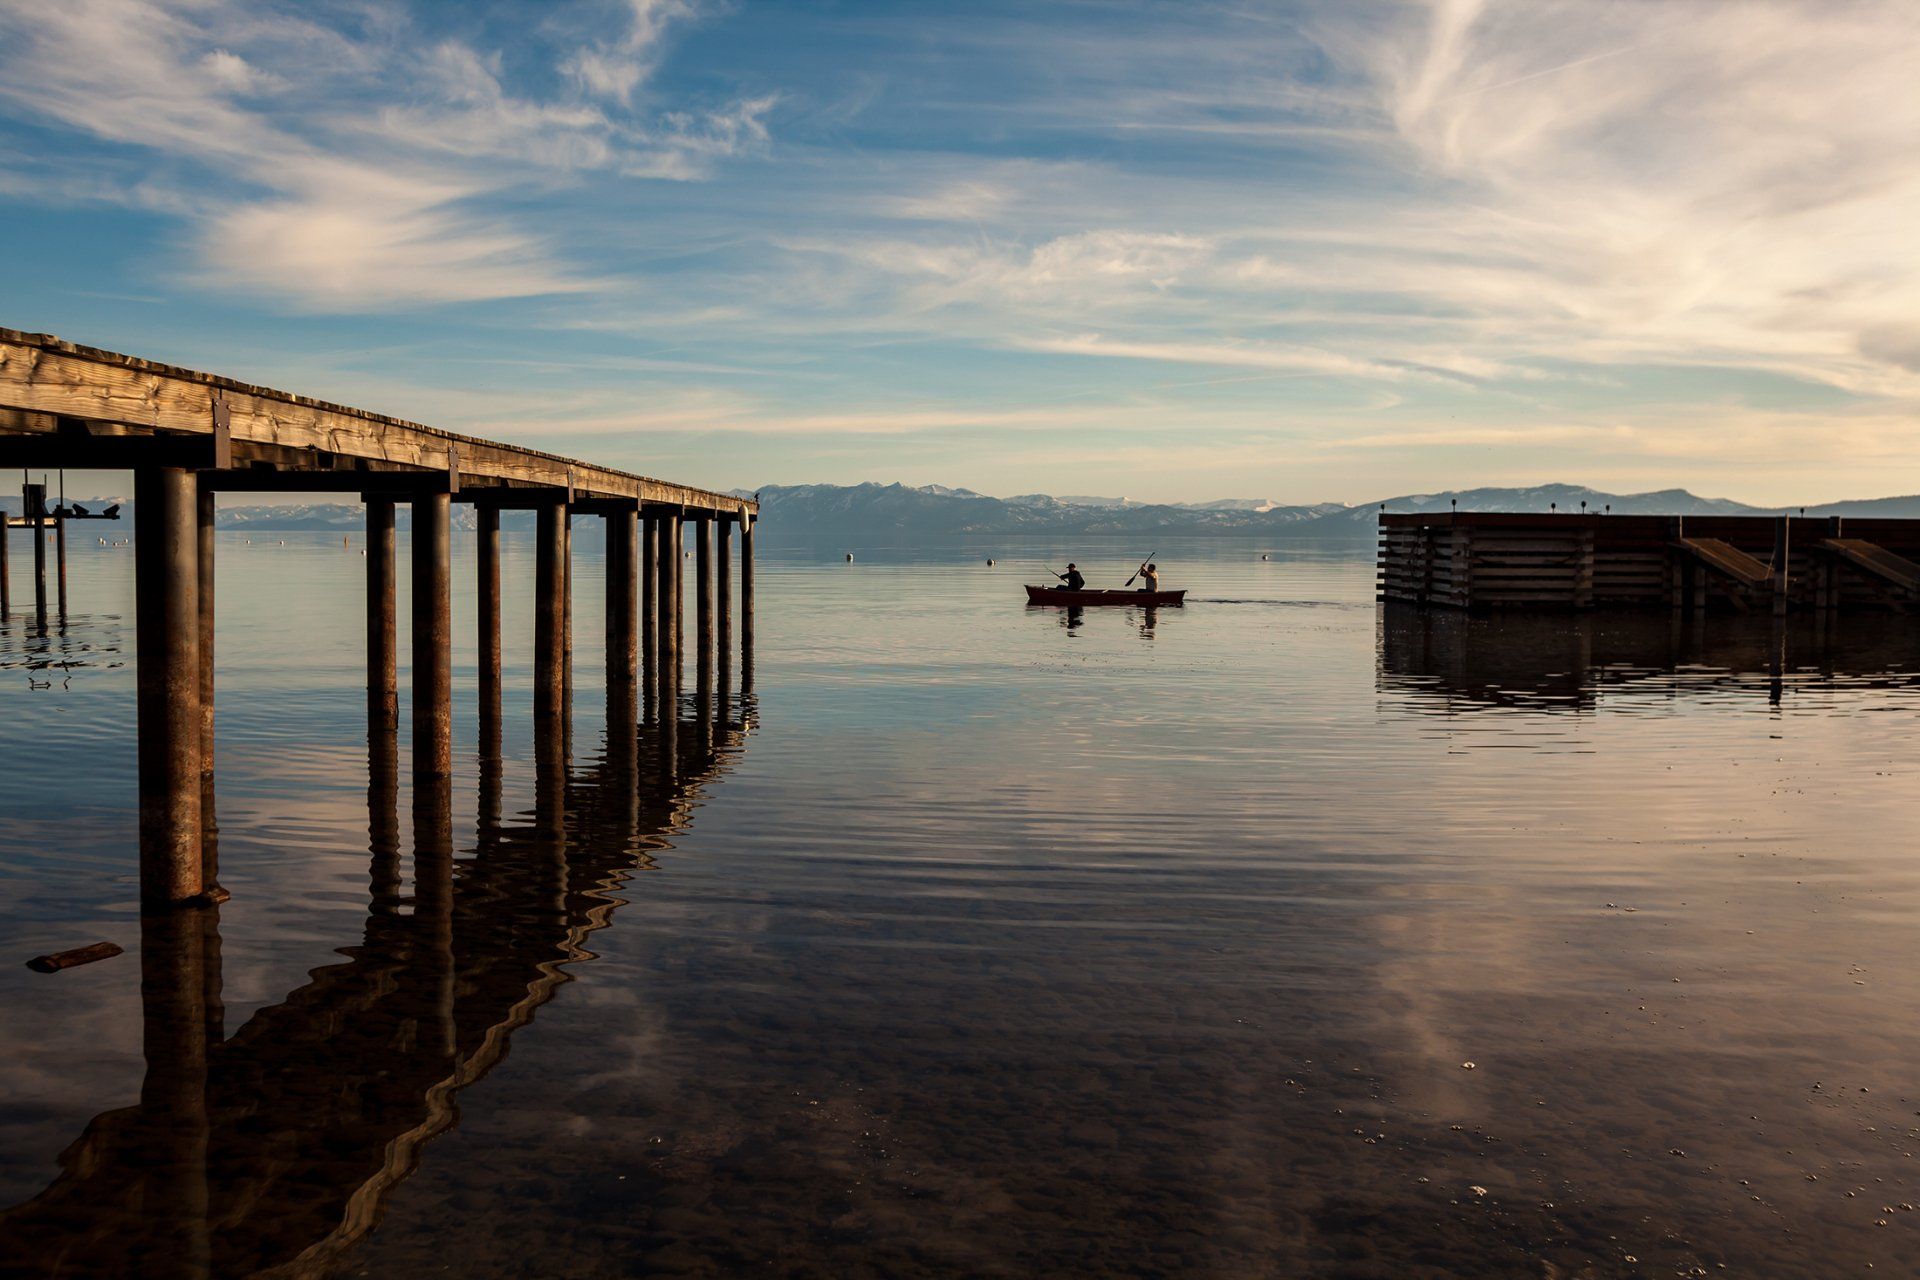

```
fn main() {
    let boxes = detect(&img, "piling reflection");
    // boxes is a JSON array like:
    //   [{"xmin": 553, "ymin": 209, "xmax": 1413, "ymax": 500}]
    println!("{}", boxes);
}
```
[
  {"xmin": 0, "ymin": 690, "xmax": 756, "ymax": 1279},
  {"xmin": 1377, "ymin": 603, "xmax": 1920, "ymax": 712}
]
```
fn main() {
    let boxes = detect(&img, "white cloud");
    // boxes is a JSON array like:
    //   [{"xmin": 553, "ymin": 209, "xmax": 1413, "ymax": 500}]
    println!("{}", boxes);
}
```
[{"xmin": 0, "ymin": 0, "xmax": 763, "ymax": 309}]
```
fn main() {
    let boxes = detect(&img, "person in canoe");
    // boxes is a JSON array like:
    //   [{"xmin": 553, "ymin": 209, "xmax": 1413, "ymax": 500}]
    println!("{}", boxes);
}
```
[
  {"xmin": 1136, "ymin": 561, "xmax": 1159, "ymax": 592},
  {"xmin": 1056, "ymin": 563, "xmax": 1087, "ymax": 591}
]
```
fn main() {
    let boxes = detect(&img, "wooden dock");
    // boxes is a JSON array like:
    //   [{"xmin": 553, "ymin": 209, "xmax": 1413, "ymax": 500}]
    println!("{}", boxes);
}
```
[
  {"xmin": 0, "ymin": 326, "xmax": 756, "ymax": 909},
  {"xmin": 1378, "ymin": 512, "xmax": 1920, "ymax": 615}
]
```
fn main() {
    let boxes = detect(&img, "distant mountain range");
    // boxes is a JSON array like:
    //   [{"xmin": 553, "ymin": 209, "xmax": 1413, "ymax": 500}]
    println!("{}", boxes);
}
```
[
  {"xmin": 9, "ymin": 482, "xmax": 1920, "ymax": 538},
  {"xmin": 740, "ymin": 482, "xmax": 1920, "ymax": 538}
]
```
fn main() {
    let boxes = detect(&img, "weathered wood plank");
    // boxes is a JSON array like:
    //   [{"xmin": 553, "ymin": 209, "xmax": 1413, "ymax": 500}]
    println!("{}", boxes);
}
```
[{"xmin": 0, "ymin": 328, "xmax": 754, "ymax": 516}]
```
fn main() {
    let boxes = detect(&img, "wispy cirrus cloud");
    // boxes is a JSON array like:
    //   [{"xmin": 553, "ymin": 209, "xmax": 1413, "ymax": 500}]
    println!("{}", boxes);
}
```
[{"xmin": 0, "ymin": 0, "xmax": 769, "ymax": 308}]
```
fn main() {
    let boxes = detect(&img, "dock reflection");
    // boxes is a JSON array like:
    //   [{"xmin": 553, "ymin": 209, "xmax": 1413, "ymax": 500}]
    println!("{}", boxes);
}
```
[
  {"xmin": 0, "ymin": 688, "xmax": 755, "ymax": 1280},
  {"xmin": 1378, "ymin": 603, "xmax": 1920, "ymax": 712}
]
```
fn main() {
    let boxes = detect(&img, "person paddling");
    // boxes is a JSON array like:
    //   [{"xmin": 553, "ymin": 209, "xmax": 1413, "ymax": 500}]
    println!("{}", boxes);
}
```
[
  {"xmin": 1136, "ymin": 561, "xmax": 1159, "ymax": 592},
  {"xmin": 1056, "ymin": 563, "xmax": 1087, "ymax": 591}
]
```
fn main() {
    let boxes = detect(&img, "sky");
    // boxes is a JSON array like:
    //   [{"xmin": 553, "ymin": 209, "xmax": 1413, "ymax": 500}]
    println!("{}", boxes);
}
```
[{"xmin": 1, "ymin": 0, "xmax": 1917, "ymax": 506}]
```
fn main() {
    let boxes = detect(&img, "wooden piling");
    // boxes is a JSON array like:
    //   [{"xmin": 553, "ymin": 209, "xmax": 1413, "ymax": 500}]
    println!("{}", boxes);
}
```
[
  {"xmin": 477, "ymin": 503, "xmax": 501, "ymax": 729},
  {"xmin": 740, "ymin": 512, "xmax": 754, "ymax": 653},
  {"xmin": 196, "ymin": 488, "xmax": 215, "ymax": 776},
  {"xmin": 1772, "ymin": 514, "xmax": 1790, "ymax": 618},
  {"xmin": 643, "ymin": 515, "xmax": 659, "ymax": 717},
  {"xmin": 657, "ymin": 512, "xmax": 680, "ymax": 704},
  {"xmin": 606, "ymin": 504, "xmax": 638, "ymax": 710},
  {"xmin": 695, "ymin": 515, "xmax": 713, "ymax": 691},
  {"xmin": 1, "ymin": 510, "xmax": 9, "ymax": 612},
  {"xmin": 135, "ymin": 465, "xmax": 202, "ymax": 907},
  {"xmin": 535, "ymin": 500, "xmax": 568, "ymax": 726},
  {"xmin": 717, "ymin": 516, "xmax": 733, "ymax": 681},
  {"xmin": 366, "ymin": 499, "xmax": 398, "ymax": 737},
  {"xmin": 28, "ymin": 481, "xmax": 47, "ymax": 625},
  {"xmin": 54, "ymin": 510, "xmax": 67, "ymax": 616},
  {"xmin": 412, "ymin": 490, "xmax": 452, "ymax": 779}
]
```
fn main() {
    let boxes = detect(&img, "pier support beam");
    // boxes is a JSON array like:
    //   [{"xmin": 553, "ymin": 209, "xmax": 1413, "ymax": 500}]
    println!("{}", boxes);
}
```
[
  {"xmin": 656, "ymin": 510, "xmax": 681, "ymax": 705},
  {"xmin": 641, "ymin": 514, "xmax": 657, "ymax": 718},
  {"xmin": 695, "ymin": 514, "xmax": 713, "ymax": 691},
  {"xmin": 606, "ymin": 502, "xmax": 638, "ymax": 721},
  {"xmin": 1, "ymin": 509, "xmax": 10, "ymax": 613},
  {"xmin": 740, "ymin": 512, "xmax": 754, "ymax": 655},
  {"xmin": 1772, "ymin": 514, "xmax": 1791, "ymax": 618},
  {"xmin": 535, "ymin": 500, "xmax": 570, "ymax": 727},
  {"xmin": 135, "ymin": 466, "xmax": 203, "ymax": 907},
  {"xmin": 717, "ymin": 516, "xmax": 733, "ymax": 682},
  {"xmin": 55, "ymin": 512, "xmax": 67, "ymax": 616},
  {"xmin": 366, "ymin": 499, "xmax": 398, "ymax": 737},
  {"xmin": 28, "ymin": 481, "xmax": 47, "ymax": 625},
  {"xmin": 197, "ymin": 489, "xmax": 216, "ymax": 776},
  {"xmin": 477, "ymin": 503, "xmax": 501, "ymax": 734},
  {"xmin": 196, "ymin": 486, "xmax": 218, "ymax": 887},
  {"xmin": 412, "ymin": 490, "xmax": 452, "ymax": 779}
]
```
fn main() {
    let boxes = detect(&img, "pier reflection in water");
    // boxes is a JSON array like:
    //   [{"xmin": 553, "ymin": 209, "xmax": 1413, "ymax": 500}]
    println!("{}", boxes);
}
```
[
  {"xmin": 0, "ymin": 686, "xmax": 754, "ymax": 1280},
  {"xmin": 1378, "ymin": 603, "xmax": 1920, "ymax": 715}
]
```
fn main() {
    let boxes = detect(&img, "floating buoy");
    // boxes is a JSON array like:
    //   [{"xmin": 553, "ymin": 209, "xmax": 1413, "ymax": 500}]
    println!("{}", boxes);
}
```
[
  {"xmin": 986, "ymin": 558, "xmax": 996, "ymax": 566},
  {"xmin": 845, "ymin": 552, "xmax": 854, "ymax": 562},
  {"xmin": 1261, "ymin": 553, "xmax": 1270, "ymax": 560}
]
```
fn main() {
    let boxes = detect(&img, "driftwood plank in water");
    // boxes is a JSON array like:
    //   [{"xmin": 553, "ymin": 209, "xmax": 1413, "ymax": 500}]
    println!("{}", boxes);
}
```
[{"xmin": 26, "ymin": 941, "xmax": 124, "ymax": 973}]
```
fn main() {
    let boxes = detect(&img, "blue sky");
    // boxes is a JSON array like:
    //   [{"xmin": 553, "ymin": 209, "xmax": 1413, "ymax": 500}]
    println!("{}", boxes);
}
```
[{"xmin": 2, "ymin": 0, "xmax": 1916, "ymax": 504}]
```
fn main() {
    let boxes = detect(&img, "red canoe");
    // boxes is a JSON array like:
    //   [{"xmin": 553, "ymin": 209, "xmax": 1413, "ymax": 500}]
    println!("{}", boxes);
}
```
[{"xmin": 1024, "ymin": 585, "xmax": 1186, "ymax": 606}]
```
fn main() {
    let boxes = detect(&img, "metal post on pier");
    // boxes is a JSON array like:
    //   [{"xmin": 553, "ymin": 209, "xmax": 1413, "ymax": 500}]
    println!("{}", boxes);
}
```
[
  {"xmin": 535, "ymin": 499, "xmax": 569, "ymax": 728},
  {"xmin": 477, "ymin": 503, "xmax": 501, "ymax": 735},
  {"xmin": 366, "ymin": 498, "xmax": 398, "ymax": 739},
  {"xmin": 695, "ymin": 514, "xmax": 713, "ymax": 691},
  {"xmin": 412, "ymin": 490, "xmax": 452, "ymax": 779},
  {"xmin": 135, "ymin": 465, "xmax": 203, "ymax": 907}
]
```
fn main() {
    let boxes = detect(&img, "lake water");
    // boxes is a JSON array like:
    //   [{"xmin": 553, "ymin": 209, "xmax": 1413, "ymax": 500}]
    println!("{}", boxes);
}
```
[{"xmin": 3, "ymin": 532, "xmax": 1920, "ymax": 1278}]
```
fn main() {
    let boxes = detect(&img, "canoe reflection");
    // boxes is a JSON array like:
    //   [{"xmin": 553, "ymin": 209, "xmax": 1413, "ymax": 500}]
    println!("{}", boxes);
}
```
[
  {"xmin": 1378, "ymin": 602, "xmax": 1920, "ymax": 712},
  {"xmin": 0, "ymin": 692, "xmax": 754, "ymax": 1280}
]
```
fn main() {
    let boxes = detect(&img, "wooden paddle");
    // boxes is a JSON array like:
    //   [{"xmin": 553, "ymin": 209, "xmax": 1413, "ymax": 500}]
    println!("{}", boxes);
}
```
[{"xmin": 1124, "ymin": 551, "xmax": 1157, "ymax": 588}]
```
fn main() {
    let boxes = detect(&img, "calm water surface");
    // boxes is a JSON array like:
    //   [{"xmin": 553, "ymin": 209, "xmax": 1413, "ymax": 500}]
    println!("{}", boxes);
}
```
[{"xmin": 3, "ymin": 533, "xmax": 1920, "ymax": 1278}]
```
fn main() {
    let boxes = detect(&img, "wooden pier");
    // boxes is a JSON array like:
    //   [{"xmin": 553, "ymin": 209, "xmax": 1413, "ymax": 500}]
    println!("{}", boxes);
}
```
[
  {"xmin": 1378, "ymin": 512, "xmax": 1920, "ymax": 615},
  {"xmin": 0, "ymin": 327, "xmax": 756, "ymax": 908}
]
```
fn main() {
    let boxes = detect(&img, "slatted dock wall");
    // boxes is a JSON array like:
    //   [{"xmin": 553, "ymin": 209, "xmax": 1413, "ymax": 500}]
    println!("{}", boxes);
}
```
[{"xmin": 1377, "ymin": 513, "xmax": 1920, "ymax": 612}]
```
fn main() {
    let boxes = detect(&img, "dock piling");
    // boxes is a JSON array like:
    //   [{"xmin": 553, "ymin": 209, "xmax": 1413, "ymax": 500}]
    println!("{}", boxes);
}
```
[
  {"xmin": 695, "ymin": 514, "xmax": 713, "ymax": 691},
  {"xmin": 740, "ymin": 511, "xmax": 754, "ymax": 653},
  {"xmin": 478, "ymin": 503, "xmax": 501, "ymax": 731},
  {"xmin": 535, "ymin": 500, "xmax": 569, "ymax": 727},
  {"xmin": 412, "ymin": 491, "xmax": 452, "ymax": 779},
  {"xmin": 366, "ymin": 499, "xmax": 398, "ymax": 737},
  {"xmin": 606, "ymin": 502, "xmax": 638, "ymax": 717},
  {"xmin": 717, "ymin": 516, "xmax": 733, "ymax": 680},
  {"xmin": 27, "ymin": 481, "xmax": 47, "ymax": 626},
  {"xmin": 135, "ymin": 465, "xmax": 203, "ymax": 907},
  {"xmin": 641, "ymin": 513, "xmax": 657, "ymax": 717}
]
